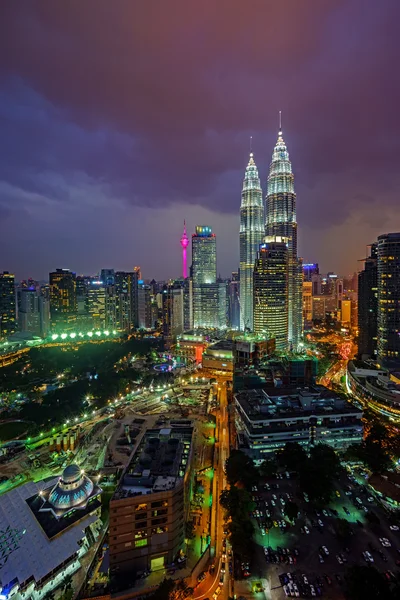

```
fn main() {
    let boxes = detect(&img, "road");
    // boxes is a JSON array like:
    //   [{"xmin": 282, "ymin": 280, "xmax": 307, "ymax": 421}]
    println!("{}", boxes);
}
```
[{"xmin": 194, "ymin": 381, "xmax": 231, "ymax": 600}]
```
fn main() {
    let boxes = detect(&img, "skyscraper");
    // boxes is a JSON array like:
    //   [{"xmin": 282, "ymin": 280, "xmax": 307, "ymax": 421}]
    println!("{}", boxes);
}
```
[
  {"xmin": 228, "ymin": 272, "xmax": 240, "ymax": 330},
  {"xmin": 180, "ymin": 221, "xmax": 189, "ymax": 279},
  {"xmin": 0, "ymin": 272, "xmax": 16, "ymax": 338},
  {"xmin": 253, "ymin": 239, "xmax": 289, "ymax": 351},
  {"xmin": 162, "ymin": 282, "xmax": 185, "ymax": 348},
  {"xmin": 49, "ymin": 269, "xmax": 77, "ymax": 332},
  {"xmin": 265, "ymin": 118, "xmax": 302, "ymax": 348},
  {"xmin": 358, "ymin": 243, "xmax": 378, "ymax": 359},
  {"xmin": 88, "ymin": 280, "xmax": 106, "ymax": 329},
  {"xmin": 377, "ymin": 233, "xmax": 400, "ymax": 368},
  {"xmin": 239, "ymin": 152, "xmax": 264, "ymax": 330},
  {"xmin": 18, "ymin": 287, "xmax": 40, "ymax": 335},
  {"xmin": 192, "ymin": 225, "xmax": 218, "ymax": 328}
]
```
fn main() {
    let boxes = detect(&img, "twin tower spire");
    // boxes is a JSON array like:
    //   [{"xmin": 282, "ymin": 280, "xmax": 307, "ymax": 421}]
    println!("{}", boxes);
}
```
[{"xmin": 239, "ymin": 114, "xmax": 302, "ymax": 348}]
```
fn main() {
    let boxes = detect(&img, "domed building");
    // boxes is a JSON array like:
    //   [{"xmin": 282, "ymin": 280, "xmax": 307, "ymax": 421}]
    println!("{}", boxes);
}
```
[{"xmin": 39, "ymin": 463, "xmax": 101, "ymax": 519}]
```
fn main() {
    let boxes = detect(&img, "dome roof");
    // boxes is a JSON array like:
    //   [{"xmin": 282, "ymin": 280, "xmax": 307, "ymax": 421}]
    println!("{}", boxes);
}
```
[
  {"xmin": 48, "ymin": 464, "xmax": 94, "ymax": 512},
  {"xmin": 62, "ymin": 464, "xmax": 81, "ymax": 483}
]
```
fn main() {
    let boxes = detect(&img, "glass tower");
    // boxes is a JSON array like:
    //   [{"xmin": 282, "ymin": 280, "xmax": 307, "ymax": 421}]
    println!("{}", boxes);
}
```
[
  {"xmin": 377, "ymin": 232, "xmax": 400, "ymax": 368},
  {"xmin": 358, "ymin": 243, "xmax": 378, "ymax": 359},
  {"xmin": 192, "ymin": 226, "xmax": 220, "ymax": 328},
  {"xmin": 253, "ymin": 240, "xmax": 289, "ymax": 351},
  {"xmin": 0, "ymin": 271, "xmax": 16, "ymax": 338},
  {"xmin": 239, "ymin": 153, "xmax": 264, "ymax": 331},
  {"xmin": 265, "ymin": 123, "xmax": 302, "ymax": 348}
]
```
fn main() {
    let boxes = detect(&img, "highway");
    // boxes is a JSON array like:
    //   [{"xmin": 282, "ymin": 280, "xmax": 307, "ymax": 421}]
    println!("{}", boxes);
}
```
[{"xmin": 194, "ymin": 381, "xmax": 231, "ymax": 600}]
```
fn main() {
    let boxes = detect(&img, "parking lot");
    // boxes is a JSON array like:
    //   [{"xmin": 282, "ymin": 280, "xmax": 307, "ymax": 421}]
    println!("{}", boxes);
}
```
[{"xmin": 246, "ymin": 470, "xmax": 400, "ymax": 599}]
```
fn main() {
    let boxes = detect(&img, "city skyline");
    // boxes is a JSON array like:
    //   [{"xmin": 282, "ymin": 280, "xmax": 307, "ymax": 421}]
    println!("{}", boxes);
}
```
[{"xmin": 1, "ymin": 2, "xmax": 400, "ymax": 280}]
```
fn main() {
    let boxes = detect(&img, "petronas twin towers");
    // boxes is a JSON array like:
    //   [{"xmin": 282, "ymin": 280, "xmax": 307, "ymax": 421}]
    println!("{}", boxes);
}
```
[{"xmin": 239, "ymin": 120, "xmax": 302, "ymax": 349}]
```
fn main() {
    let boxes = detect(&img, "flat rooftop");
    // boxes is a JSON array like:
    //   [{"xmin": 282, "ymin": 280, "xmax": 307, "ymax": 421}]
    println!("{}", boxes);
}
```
[
  {"xmin": 0, "ymin": 479, "xmax": 98, "ymax": 590},
  {"xmin": 235, "ymin": 385, "xmax": 362, "ymax": 420},
  {"xmin": 204, "ymin": 340, "xmax": 233, "ymax": 354},
  {"xmin": 113, "ymin": 426, "xmax": 193, "ymax": 500}
]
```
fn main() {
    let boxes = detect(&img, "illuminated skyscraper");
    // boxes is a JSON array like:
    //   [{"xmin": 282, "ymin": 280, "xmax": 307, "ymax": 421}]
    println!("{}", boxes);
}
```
[
  {"xmin": 358, "ymin": 243, "xmax": 378, "ymax": 359},
  {"xmin": 180, "ymin": 221, "xmax": 189, "ymax": 279},
  {"xmin": 239, "ymin": 152, "xmax": 264, "ymax": 330},
  {"xmin": 49, "ymin": 269, "xmax": 77, "ymax": 332},
  {"xmin": 377, "ymin": 233, "xmax": 400, "ymax": 368},
  {"xmin": 0, "ymin": 271, "xmax": 16, "ymax": 338},
  {"xmin": 265, "ymin": 117, "xmax": 302, "ymax": 347},
  {"xmin": 192, "ymin": 226, "xmax": 224, "ymax": 328},
  {"xmin": 253, "ymin": 240, "xmax": 289, "ymax": 350}
]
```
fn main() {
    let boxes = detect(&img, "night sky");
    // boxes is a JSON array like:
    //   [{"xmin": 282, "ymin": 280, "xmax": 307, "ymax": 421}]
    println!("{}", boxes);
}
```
[{"xmin": 1, "ymin": 1, "xmax": 400, "ymax": 281}]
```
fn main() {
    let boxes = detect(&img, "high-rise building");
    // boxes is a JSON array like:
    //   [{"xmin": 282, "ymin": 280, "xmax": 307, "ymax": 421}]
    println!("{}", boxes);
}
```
[
  {"xmin": 192, "ymin": 226, "xmax": 218, "ymax": 328},
  {"xmin": 162, "ymin": 282, "xmax": 185, "ymax": 347},
  {"xmin": 138, "ymin": 282, "xmax": 153, "ymax": 329},
  {"xmin": 100, "ymin": 269, "xmax": 115, "ymax": 286},
  {"xmin": 358, "ymin": 243, "xmax": 378, "ymax": 359},
  {"xmin": 377, "ymin": 233, "xmax": 400, "ymax": 369},
  {"xmin": 341, "ymin": 300, "xmax": 351, "ymax": 324},
  {"xmin": 49, "ymin": 269, "xmax": 77, "ymax": 332},
  {"xmin": 228, "ymin": 272, "xmax": 240, "ymax": 330},
  {"xmin": 302, "ymin": 281, "xmax": 313, "ymax": 331},
  {"xmin": 265, "ymin": 120, "xmax": 302, "ymax": 347},
  {"xmin": 18, "ymin": 287, "xmax": 40, "ymax": 335},
  {"xmin": 239, "ymin": 152, "xmax": 264, "ymax": 331},
  {"xmin": 88, "ymin": 280, "xmax": 106, "ymax": 329},
  {"xmin": 114, "ymin": 269, "xmax": 141, "ymax": 331},
  {"xmin": 0, "ymin": 271, "xmax": 16, "ymax": 339},
  {"xmin": 303, "ymin": 263, "xmax": 319, "ymax": 282},
  {"xmin": 39, "ymin": 295, "xmax": 50, "ymax": 337},
  {"xmin": 253, "ymin": 239, "xmax": 289, "ymax": 351},
  {"xmin": 180, "ymin": 221, "xmax": 189, "ymax": 280}
]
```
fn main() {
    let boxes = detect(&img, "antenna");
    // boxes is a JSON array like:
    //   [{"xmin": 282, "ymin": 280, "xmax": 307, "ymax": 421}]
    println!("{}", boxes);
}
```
[
  {"xmin": 279, "ymin": 110, "xmax": 282, "ymax": 131},
  {"xmin": 249, "ymin": 135, "xmax": 253, "ymax": 157}
]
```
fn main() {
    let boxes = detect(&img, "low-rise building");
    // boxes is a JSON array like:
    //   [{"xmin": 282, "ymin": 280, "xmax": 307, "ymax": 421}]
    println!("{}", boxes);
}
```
[
  {"xmin": 201, "ymin": 340, "xmax": 234, "ymax": 377},
  {"xmin": 0, "ymin": 464, "xmax": 102, "ymax": 600},
  {"xmin": 109, "ymin": 425, "xmax": 194, "ymax": 575},
  {"xmin": 346, "ymin": 360, "xmax": 400, "ymax": 418},
  {"xmin": 234, "ymin": 386, "xmax": 363, "ymax": 462}
]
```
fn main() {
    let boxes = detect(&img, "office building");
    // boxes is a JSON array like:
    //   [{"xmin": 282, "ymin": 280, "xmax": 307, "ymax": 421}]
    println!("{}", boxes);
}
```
[
  {"xmin": 253, "ymin": 239, "xmax": 289, "ymax": 351},
  {"xmin": 49, "ymin": 269, "xmax": 77, "ymax": 332},
  {"xmin": 0, "ymin": 464, "xmax": 102, "ymax": 600},
  {"xmin": 303, "ymin": 263, "xmax": 319, "ymax": 282},
  {"xmin": 0, "ymin": 271, "xmax": 16, "ymax": 339},
  {"xmin": 100, "ymin": 268, "xmax": 115, "ymax": 285},
  {"xmin": 88, "ymin": 280, "xmax": 106, "ymax": 329},
  {"xmin": 162, "ymin": 283, "xmax": 184, "ymax": 348},
  {"xmin": 138, "ymin": 282, "xmax": 153, "ymax": 329},
  {"xmin": 192, "ymin": 226, "xmax": 223, "ymax": 328},
  {"xmin": 234, "ymin": 386, "xmax": 363, "ymax": 461},
  {"xmin": 175, "ymin": 332, "xmax": 208, "ymax": 364},
  {"xmin": 341, "ymin": 300, "xmax": 351, "ymax": 325},
  {"xmin": 202, "ymin": 340, "xmax": 234, "ymax": 376},
  {"xmin": 18, "ymin": 287, "xmax": 41, "ymax": 335},
  {"xmin": 39, "ymin": 295, "xmax": 50, "ymax": 337},
  {"xmin": 358, "ymin": 243, "xmax": 378, "ymax": 359},
  {"xmin": 265, "ymin": 120, "xmax": 302, "ymax": 347},
  {"xmin": 105, "ymin": 285, "xmax": 117, "ymax": 329},
  {"xmin": 377, "ymin": 233, "xmax": 400, "ymax": 369},
  {"xmin": 114, "ymin": 269, "xmax": 141, "ymax": 331},
  {"xmin": 109, "ymin": 425, "xmax": 193, "ymax": 574},
  {"xmin": 302, "ymin": 281, "xmax": 313, "ymax": 331},
  {"xmin": 239, "ymin": 152, "xmax": 264, "ymax": 331},
  {"xmin": 228, "ymin": 272, "xmax": 240, "ymax": 330}
]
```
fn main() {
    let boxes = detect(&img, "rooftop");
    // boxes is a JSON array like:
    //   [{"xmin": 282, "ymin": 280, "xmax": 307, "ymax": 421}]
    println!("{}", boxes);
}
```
[
  {"xmin": 113, "ymin": 426, "xmax": 193, "ymax": 500},
  {"xmin": 0, "ymin": 479, "xmax": 99, "ymax": 589},
  {"xmin": 235, "ymin": 385, "xmax": 362, "ymax": 421}
]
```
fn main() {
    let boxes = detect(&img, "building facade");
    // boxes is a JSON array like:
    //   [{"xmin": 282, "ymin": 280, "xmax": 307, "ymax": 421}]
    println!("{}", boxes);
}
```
[
  {"xmin": 253, "ymin": 239, "xmax": 289, "ymax": 351},
  {"xmin": 109, "ymin": 426, "xmax": 193, "ymax": 574},
  {"xmin": 239, "ymin": 153, "xmax": 264, "ymax": 331},
  {"xmin": 87, "ymin": 280, "xmax": 106, "ymax": 329},
  {"xmin": 18, "ymin": 287, "xmax": 41, "ymax": 335},
  {"xmin": 377, "ymin": 233, "xmax": 400, "ymax": 369},
  {"xmin": 49, "ymin": 269, "xmax": 77, "ymax": 332},
  {"xmin": 358, "ymin": 243, "xmax": 378, "ymax": 358},
  {"xmin": 162, "ymin": 283, "xmax": 185, "ymax": 347},
  {"xmin": 265, "ymin": 125, "xmax": 302, "ymax": 348},
  {"xmin": 192, "ymin": 226, "xmax": 223, "ymax": 328},
  {"xmin": 0, "ymin": 271, "xmax": 16, "ymax": 339},
  {"xmin": 234, "ymin": 387, "xmax": 363, "ymax": 461}
]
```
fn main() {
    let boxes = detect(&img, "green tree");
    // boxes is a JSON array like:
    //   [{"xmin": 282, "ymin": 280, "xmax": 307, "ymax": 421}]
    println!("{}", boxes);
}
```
[
  {"xmin": 285, "ymin": 500, "xmax": 299, "ymax": 522},
  {"xmin": 278, "ymin": 442, "xmax": 307, "ymax": 472},
  {"xmin": 334, "ymin": 518, "xmax": 353, "ymax": 540},
  {"xmin": 225, "ymin": 449, "xmax": 259, "ymax": 490},
  {"xmin": 344, "ymin": 565, "xmax": 391, "ymax": 600},
  {"xmin": 259, "ymin": 458, "xmax": 277, "ymax": 478}
]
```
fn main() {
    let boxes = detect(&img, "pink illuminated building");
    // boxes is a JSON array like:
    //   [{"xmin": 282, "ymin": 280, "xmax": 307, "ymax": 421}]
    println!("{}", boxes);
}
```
[{"xmin": 180, "ymin": 220, "xmax": 189, "ymax": 279}]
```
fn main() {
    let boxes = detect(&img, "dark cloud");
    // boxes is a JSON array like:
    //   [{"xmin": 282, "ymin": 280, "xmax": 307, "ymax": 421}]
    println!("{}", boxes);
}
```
[{"xmin": 1, "ymin": 0, "xmax": 400, "ymax": 278}]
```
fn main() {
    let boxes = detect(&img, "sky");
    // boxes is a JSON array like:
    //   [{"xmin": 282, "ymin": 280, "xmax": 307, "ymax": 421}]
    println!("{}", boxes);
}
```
[{"xmin": 1, "ymin": 0, "xmax": 400, "ymax": 281}]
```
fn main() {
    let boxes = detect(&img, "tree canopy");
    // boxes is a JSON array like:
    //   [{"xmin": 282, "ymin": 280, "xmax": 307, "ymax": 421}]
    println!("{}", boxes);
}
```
[{"xmin": 225, "ymin": 449, "xmax": 259, "ymax": 490}]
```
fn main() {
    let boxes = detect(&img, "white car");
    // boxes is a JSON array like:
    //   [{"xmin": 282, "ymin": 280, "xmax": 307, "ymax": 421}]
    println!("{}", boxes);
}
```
[
  {"xmin": 322, "ymin": 509, "xmax": 329, "ymax": 516},
  {"xmin": 271, "ymin": 500, "xmax": 276, "ymax": 506},
  {"xmin": 302, "ymin": 575, "xmax": 309, "ymax": 585},
  {"xmin": 365, "ymin": 550, "xmax": 374, "ymax": 563},
  {"xmin": 390, "ymin": 525, "xmax": 399, "ymax": 531},
  {"xmin": 304, "ymin": 526, "xmax": 310, "ymax": 534},
  {"xmin": 379, "ymin": 537, "xmax": 391, "ymax": 547},
  {"xmin": 318, "ymin": 519, "xmax": 324, "ymax": 527},
  {"xmin": 322, "ymin": 545, "xmax": 329, "ymax": 555},
  {"xmin": 272, "ymin": 494, "xmax": 277, "ymax": 500},
  {"xmin": 310, "ymin": 585, "xmax": 316, "ymax": 597},
  {"xmin": 336, "ymin": 554, "xmax": 343, "ymax": 564},
  {"xmin": 283, "ymin": 585, "xmax": 290, "ymax": 597},
  {"xmin": 281, "ymin": 498, "xmax": 286, "ymax": 506},
  {"xmin": 293, "ymin": 584, "xmax": 300, "ymax": 597}
]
